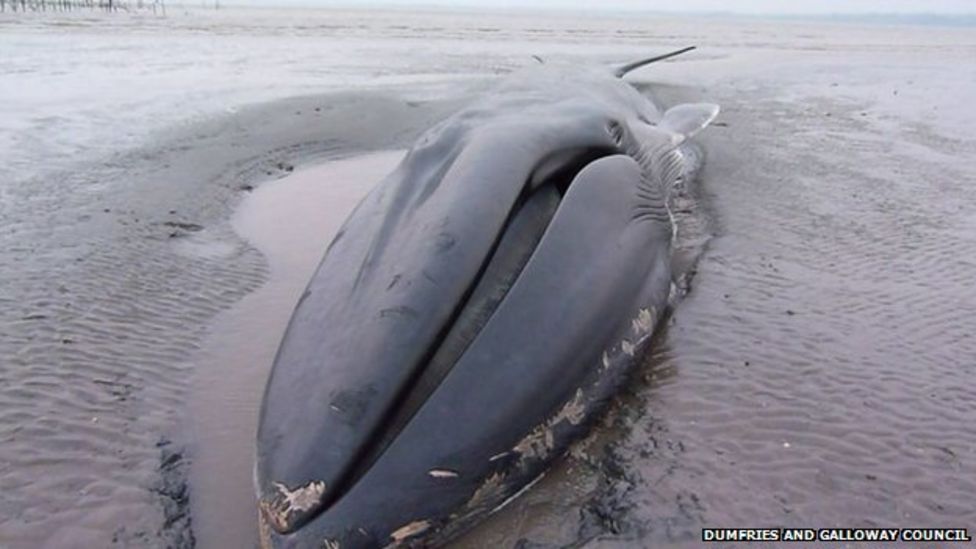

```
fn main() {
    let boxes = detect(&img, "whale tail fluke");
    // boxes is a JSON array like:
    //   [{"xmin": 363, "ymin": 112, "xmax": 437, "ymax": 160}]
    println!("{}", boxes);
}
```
[{"xmin": 614, "ymin": 45, "xmax": 696, "ymax": 77}]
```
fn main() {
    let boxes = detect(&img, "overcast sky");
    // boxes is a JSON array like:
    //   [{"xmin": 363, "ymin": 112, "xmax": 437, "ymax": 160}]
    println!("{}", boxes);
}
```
[{"xmin": 229, "ymin": 0, "xmax": 976, "ymax": 14}]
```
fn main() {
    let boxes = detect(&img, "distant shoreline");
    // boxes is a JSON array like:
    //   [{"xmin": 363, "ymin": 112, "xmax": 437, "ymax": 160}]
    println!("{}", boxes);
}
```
[
  {"xmin": 4, "ymin": 3, "xmax": 974, "ymax": 29},
  {"xmin": 183, "ymin": 3, "xmax": 976, "ymax": 29}
]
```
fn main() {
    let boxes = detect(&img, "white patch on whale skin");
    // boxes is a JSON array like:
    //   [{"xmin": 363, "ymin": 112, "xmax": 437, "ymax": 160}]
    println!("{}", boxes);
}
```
[
  {"xmin": 556, "ymin": 388, "xmax": 587, "ymax": 426},
  {"xmin": 631, "ymin": 319, "xmax": 643, "ymax": 335},
  {"xmin": 322, "ymin": 539, "xmax": 340, "ymax": 549},
  {"xmin": 631, "ymin": 306, "xmax": 658, "ymax": 347},
  {"xmin": 512, "ymin": 387, "xmax": 587, "ymax": 461},
  {"xmin": 668, "ymin": 282, "xmax": 681, "ymax": 306},
  {"xmin": 260, "ymin": 479, "xmax": 327, "ymax": 532},
  {"xmin": 512, "ymin": 423, "xmax": 555, "ymax": 459},
  {"xmin": 621, "ymin": 339, "xmax": 635, "ymax": 357},
  {"xmin": 272, "ymin": 480, "xmax": 326, "ymax": 513},
  {"xmin": 428, "ymin": 468, "xmax": 459, "ymax": 478},
  {"xmin": 388, "ymin": 520, "xmax": 431, "ymax": 545},
  {"xmin": 633, "ymin": 307, "xmax": 655, "ymax": 335}
]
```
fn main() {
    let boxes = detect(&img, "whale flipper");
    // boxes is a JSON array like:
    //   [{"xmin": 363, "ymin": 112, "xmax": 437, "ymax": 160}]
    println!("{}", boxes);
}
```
[{"xmin": 660, "ymin": 103, "xmax": 720, "ymax": 140}]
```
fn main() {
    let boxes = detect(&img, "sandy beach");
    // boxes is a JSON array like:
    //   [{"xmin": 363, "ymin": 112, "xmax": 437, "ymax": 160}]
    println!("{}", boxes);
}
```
[{"xmin": 1, "ymin": 6, "xmax": 974, "ymax": 549}]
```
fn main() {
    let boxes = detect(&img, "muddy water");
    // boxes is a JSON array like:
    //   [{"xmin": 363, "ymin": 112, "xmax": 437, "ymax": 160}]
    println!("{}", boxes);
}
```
[{"xmin": 187, "ymin": 152, "xmax": 405, "ymax": 549}]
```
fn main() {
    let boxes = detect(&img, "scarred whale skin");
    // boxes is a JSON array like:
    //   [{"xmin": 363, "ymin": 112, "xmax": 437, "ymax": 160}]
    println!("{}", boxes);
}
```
[{"xmin": 256, "ymin": 57, "xmax": 718, "ymax": 548}]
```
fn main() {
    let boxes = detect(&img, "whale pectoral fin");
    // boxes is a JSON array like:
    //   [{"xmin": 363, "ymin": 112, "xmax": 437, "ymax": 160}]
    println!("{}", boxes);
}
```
[{"xmin": 659, "ymin": 103, "xmax": 720, "ymax": 140}]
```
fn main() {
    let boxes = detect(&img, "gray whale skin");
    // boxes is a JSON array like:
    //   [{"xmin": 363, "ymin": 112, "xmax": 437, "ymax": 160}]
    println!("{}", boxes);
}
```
[{"xmin": 256, "ymin": 48, "xmax": 719, "ymax": 549}]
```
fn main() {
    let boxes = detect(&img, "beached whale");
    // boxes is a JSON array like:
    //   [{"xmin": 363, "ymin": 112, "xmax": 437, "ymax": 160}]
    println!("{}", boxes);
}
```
[{"xmin": 256, "ymin": 47, "xmax": 718, "ymax": 548}]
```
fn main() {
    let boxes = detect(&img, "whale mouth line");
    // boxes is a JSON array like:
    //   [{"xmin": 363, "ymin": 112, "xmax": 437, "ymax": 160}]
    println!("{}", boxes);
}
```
[
  {"xmin": 332, "ymin": 146, "xmax": 615, "ymax": 503},
  {"xmin": 265, "ymin": 145, "xmax": 616, "ymax": 534}
]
